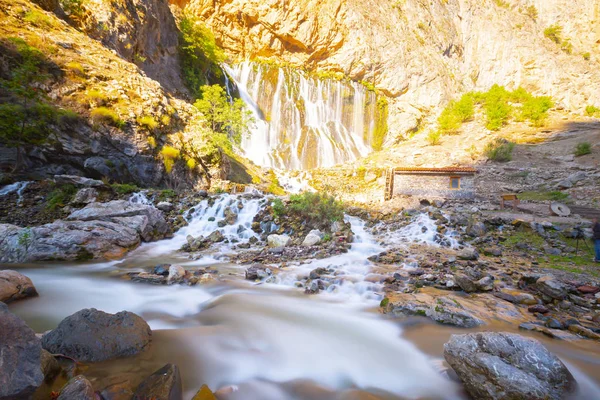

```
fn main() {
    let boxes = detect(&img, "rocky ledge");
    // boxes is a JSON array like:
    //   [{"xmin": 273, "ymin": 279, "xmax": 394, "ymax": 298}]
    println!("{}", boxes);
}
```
[{"xmin": 0, "ymin": 200, "xmax": 171, "ymax": 262}]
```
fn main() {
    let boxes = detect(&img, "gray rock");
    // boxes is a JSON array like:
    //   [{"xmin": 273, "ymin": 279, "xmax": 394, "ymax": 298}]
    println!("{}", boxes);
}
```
[
  {"xmin": 57, "ymin": 375, "xmax": 95, "ymax": 400},
  {"xmin": 467, "ymin": 221, "xmax": 486, "ymax": 237},
  {"xmin": 42, "ymin": 308, "xmax": 152, "ymax": 362},
  {"xmin": 54, "ymin": 174, "xmax": 105, "ymax": 188},
  {"xmin": 567, "ymin": 171, "xmax": 587, "ymax": 184},
  {"xmin": 494, "ymin": 289, "xmax": 538, "ymax": 305},
  {"xmin": 0, "ymin": 270, "xmax": 38, "ymax": 303},
  {"xmin": 556, "ymin": 179, "xmax": 573, "ymax": 190},
  {"xmin": 245, "ymin": 264, "xmax": 272, "ymax": 280},
  {"xmin": 0, "ymin": 221, "xmax": 140, "ymax": 263},
  {"xmin": 68, "ymin": 200, "xmax": 169, "ymax": 241},
  {"xmin": 40, "ymin": 349, "xmax": 61, "ymax": 383},
  {"xmin": 393, "ymin": 298, "xmax": 484, "ymax": 328},
  {"xmin": 267, "ymin": 234, "xmax": 291, "ymax": 247},
  {"xmin": 444, "ymin": 332, "xmax": 576, "ymax": 400},
  {"xmin": 167, "ymin": 265, "xmax": 186, "ymax": 284},
  {"xmin": 223, "ymin": 207, "xmax": 237, "ymax": 225},
  {"xmin": 457, "ymin": 248, "xmax": 478, "ymax": 260},
  {"xmin": 71, "ymin": 188, "xmax": 98, "ymax": 205},
  {"xmin": 302, "ymin": 229, "xmax": 322, "ymax": 246},
  {"xmin": 455, "ymin": 273, "xmax": 493, "ymax": 293},
  {"xmin": 133, "ymin": 364, "xmax": 182, "ymax": 400},
  {"xmin": 537, "ymin": 276, "xmax": 569, "ymax": 300},
  {"xmin": 156, "ymin": 201, "xmax": 174, "ymax": 212},
  {"xmin": 131, "ymin": 272, "xmax": 167, "ymax": 285},
  {"xmin": 0, "ymin": 302, "xmax": 44, "ymax": 399}
]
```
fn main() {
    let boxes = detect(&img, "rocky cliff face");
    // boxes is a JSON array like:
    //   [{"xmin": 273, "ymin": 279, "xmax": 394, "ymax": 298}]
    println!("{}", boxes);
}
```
[{"xmin": 188, "ymin": 0, "xmax": 600, "ymax": 141}]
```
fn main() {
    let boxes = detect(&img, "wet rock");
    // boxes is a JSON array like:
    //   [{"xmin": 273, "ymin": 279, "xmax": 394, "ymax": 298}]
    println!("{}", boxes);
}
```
[
  {"xmin": 536, "ymin": 276, "xmax": 569, "ymax": 300},
  {"xmin": 302, "ymin": 230, "xmax": 322, "ymax": 246},
  {"xmin": 192, "ymin": 384, "xmax": 217, "ymax": 400},
  {"xmin": 249, "ymin": 236, "xmax": 259, "ymax": 244},
  {"xmin": 223, "ymin": 207, "xmax": 237, "ymax": 225},
  {"xmin": 393, "ymin": 298, "xmax": 484, "ymax": 328},
  {"xmin": 245, "ymin": 264, "xmax": 272, "ymax": 280},
  {"xmin": 40, "ymin": 349, "xmax": 61, "ymax": 383},
  {"xmin": 42, "ymin": 308, "xmax": 152, "ymax": 362},
  {"xmin": 0, "ymin": 270, "xmax": 38, "ymax": 303},
  {"xmin": 167, "ymin": 265, "xmax": 186, "ymax": 284},
  {"xmin": 444, "ymin": 332, "xmax": 576, "ymax": 400},
  {"xmin": 131, "ymin": 272, "xmax": 166, "ymax": 285},
  {"xmin": 454, "ymin": 273, "xmax": 492, "ymax": 293},
  {"xmin": 133, "ymin": 363, "xmax": 182, "ymax": 400},
  {"xmin": 153, "ymin": 264, "xmax": 171, "ymax": 276},
  {"xmin": 519, "ymin": 323, "xmax": 578, "ymax": 340},
  {"xmin": 546, "ymin": 318, "xmax": 564, "ymax": 330},
  {"xmin": 267, "ymin": 234, "xmax": 291, "ymax": 247},
  {"xmin": 156, "ymin": 201, "xmax": 174, "ymax": 212},
  {"xmin": 57, "ymin": 375, "xmax": 95, "ymax": 400},
  {"xmin": 494, "ymin": 289, "xmax": 538, "ymax": 305},
  {"xmin": 309, "ymin": 267, "xmax": 329, "ymax": 280},
  {"xmin": 68, "ymin": 200, "xmax": 170, "ymax": 241},
  {"xmin": 568, "ymin": 324, "xmax": 600, "ymax": 340},
  {"xmin": 100, "ymin": 381, "xmax": 134, "ymax": 400},
  {"xmin": 71, "ymin": 188, "xmax": 98, "ymax": 205},
  {"xmin": 207, "ymin": 230, "xmax": 224, "ymax": 243},
  {"xmin": 0, "ymin": 302, "xmax": 43, "ymax": 399}
]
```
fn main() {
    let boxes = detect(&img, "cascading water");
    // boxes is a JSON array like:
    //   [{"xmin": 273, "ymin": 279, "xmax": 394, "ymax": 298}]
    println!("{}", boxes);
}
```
[
  {"xmin": 0, "ymin": 181, "xmax": 30, "ymax": 204},
  {"xmin": 225, "ymin": 62, "xmax": 381, "ymax": 170}
]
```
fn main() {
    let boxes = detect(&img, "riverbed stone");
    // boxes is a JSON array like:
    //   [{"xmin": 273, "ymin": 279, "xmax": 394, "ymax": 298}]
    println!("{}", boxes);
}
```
[
  {"xmin": 167, "ymin": 265, "xmax": 186, "ymax": 284},
  {"xmin": 0, "ymin": 302, "xmax": 44, "ymax": 399},
  {"xmin": 302, "ymin": 230, "xmax": 322, "ymax": 246},
  {"xmin": 42, "ymin": 308, "xmax": 152, "ymax": 362},
  {"xmin": 494, "ymin": 288, "xmax": 538, "ymax": 305},
  {"xmin": 0, "ymin": 269, "xmax": 38, "ymax": 303},
  {"xmin": 57, "ymin": 375, "xmax": 95, "ymax": 400},
  {"xmin": 536, "ymin": 276, "xmax": 569, "ymax": 300},
  {"xmin": 444, "ymin": 332, "xmax": 576, "ymax": 400},
  {"xmin": 267, "ymin": 234, "xmax": 291, "ymax": 247},
  {"xmin": 40, "ymin": 349, "xmax": 61, "ymax": 383},
  {"xmin": 133, "ymin": 363, "xmax": 182, "ymax": 400}
]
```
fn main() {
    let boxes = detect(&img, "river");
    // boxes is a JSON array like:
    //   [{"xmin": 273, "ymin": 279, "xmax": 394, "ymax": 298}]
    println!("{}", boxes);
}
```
[{"xmin": 6, "ymin": 193, "xmax": 600, "ymax": 399}]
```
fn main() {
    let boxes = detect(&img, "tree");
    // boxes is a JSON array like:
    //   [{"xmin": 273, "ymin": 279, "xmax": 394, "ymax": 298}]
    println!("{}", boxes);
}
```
[
  {"xmin": 193, "ymin": 84, "xmax": 254, "ymax": 145},
  {"xmin": 0, "ymin": 39, "xmax": 54, "ymax": 172}
]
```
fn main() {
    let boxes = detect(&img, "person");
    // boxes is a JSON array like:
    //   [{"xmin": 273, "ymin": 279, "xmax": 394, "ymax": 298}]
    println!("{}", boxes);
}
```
[{"xmin": 594, "ymin": 217, "xmax": 600, "ymax": 263}]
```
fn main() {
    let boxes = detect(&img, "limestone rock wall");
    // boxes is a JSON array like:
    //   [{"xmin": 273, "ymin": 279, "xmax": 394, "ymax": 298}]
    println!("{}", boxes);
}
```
[{"xmin": 188, "ymin": 0, "xmax": 600, "ymax": 142}]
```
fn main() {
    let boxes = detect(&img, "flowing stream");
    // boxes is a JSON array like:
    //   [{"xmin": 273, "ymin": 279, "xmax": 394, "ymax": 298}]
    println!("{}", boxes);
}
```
[{"xmin": 5, "ymin": 193, "xmax": 600, "ymax": 399}]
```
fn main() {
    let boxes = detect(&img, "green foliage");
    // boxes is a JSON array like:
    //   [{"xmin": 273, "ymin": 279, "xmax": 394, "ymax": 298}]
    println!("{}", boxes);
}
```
[
  {"xmin": 179, "ymin": 13, "xmax": 225, "ymax": 98},
  {"xmin": 23, "ymin": 10, "xmax": 56, "ymax": 28},
  {"xmin": 426, "ymin": 130, "xmax": 442, "ymax": 145},
  {"xmin": 493, "ymin": 0, "xmax": 509, "ymax": 8},
  {"xmin": 137, "ymin": 115, "xmax": 158, "ymax": 131},
  {"xmin": 158, "ymin": 189, "xmax": 176, "ymax": 201},
  {"xmin": 110, "ymin": 183, "xmax": 140, "ymax": 195},
  {"xmin": 585, "ymin": 105, "xmax": 600, "ymax": 117},
  {"xmin": 574, "ymin": 142, "xmax": 592, "ymax": 157},
  {"xmin": 372, "ymin": 97, "xmax": 388, "ymax": 151},
  {"xmin": 518, "ymin": 191, "xmax": 569, "ymax": 202},
  {"xmin": 519, "ymin": 96, "xmax": 553, "ymax": 126},
  {"xmin": 18, "ymin": 228, "xmax": 33, "ymax": 250},
  {"xmin": 560, "ymin": 39, "xmax": 573, "ymax": 54},
  {"xmin": 544, "ymin": 25, "xmax": 563, "ymax": 44},
  {"xmin": 524, "ymin": 5, "xmax": 538, "ymax": 20},
  {"xmin": 160, "ymin": 145, "xmax": 180, "ymax": 173},
  {"xmin": 193, "ymin": 84, "xmax": 253, "ymax": 146},
  {"xmin": 46, "ymin": 184, "xmax": 77, "ymax": 210},
  {"xmin": 266, "ymin": 170, "xmax": 285, "ymax": 195},
  {"xmin": 484, "ymin": 138, "xmax": 515, "ymax": 162},
  {"xmin": 60, "ymin": 0, "xmax": 85, "ymax": 21},
  {"xmin": 380, "ymin": 297, "xmax": 390, "ymax": 307},
  {"xmin": 437, "ymin": 94, "xmax": 474, "ymax": 133},
  {"xmin": 91, "ymin": 107, "xmax": 124, "ymax": 128},
  {"xmin": 287, "ymin": 192, "xmax": 344, "ymax": 223},
  {"xmin": 582, "ymin": 52, "xmax": 591, "ymax": 61},
  {"xmin": 272, "ymin": 198, "xmax": 285, "ymax": 218}
]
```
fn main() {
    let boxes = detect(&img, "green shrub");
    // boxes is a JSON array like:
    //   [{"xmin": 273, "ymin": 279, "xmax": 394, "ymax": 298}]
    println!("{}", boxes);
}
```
[
  {"xmin": 582, "ymin": 52, "xmax": 591, "ymax": 61},
  {"xmin": 110, "ymin": 183, "xmax": 140, "ymax": 195},
  {"xmin": 426, "ymin": 130, "xmax": 442, "ymax": 145},
  {"xmin": 525, "ymin": 5, "xmax": 538, "ymax": 20},
  {"xmin": 160, "ymin": 145, "xmax": 180, "ymax": 173},
  {"xmin": 91, "ymin": 107, "xmax": 124, "ymax": 128},
  {"xmin": 544, "ymin": 25, "xmax": 563, "ymax": 44},
  {"xmin": 585, "ymin": 105, "xmax": 600, "ymax": 117},
  {"xmin": 137, "ymin": 115, "xmax": 158, "ymax": 131},
  {"xmin": 179, "ymin": 13, "xmax": 225, "ymax": 98},
  {"xmin": 271, "ymin": 198, "xmax": 285, "ymax": 218},
  {"xmin": 23, "ymin": 10, "xmax": 56, "ymax": 28},
  {"xmin": 288, "ymin": 192, "xmax": 344, "ymax": 223},
  {"xmin": 519, "ymin": 96, "xmax": 553, "ymax": 126},
  {"xmin": 46, "ymin": 184, "xmax": 77, "ymax": 210},
  {"xmin": 484, "ymin": 138, "xmax": 515, "ymax": 162},
  {"xmin": 574, "ymin": 142, "xmax": 592, "ymax": 157},
  {"xmin": 560, "ymin": 39, "xmax": 573, "ymax": 54},
  {"xmin": 158, "ymin": 189, "xmax": 176, "ymax": 201},
  {"xmin": 437, "ymin": 94, "xmax": 474, "ymax": 133}
]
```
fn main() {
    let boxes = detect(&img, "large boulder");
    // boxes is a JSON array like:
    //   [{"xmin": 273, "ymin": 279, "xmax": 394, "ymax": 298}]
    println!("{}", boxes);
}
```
[
  {"xmin": 302, "ymin": 230, "xmax": 322, "ymax": 246},
  {"xmin": 133, "ymin": 364, "xmax": 182, "ymax": 400},
  {"xmin": 42, "ymin": 308, "xmax": 152, "ymax": 362},
  {"xmin": 536, "ymin": 276, "xmax": 569, "ymax": 300},
  {"xmin": 0, "ymin": 302, "xmax": 44, "ymax": 399},
  {"xmin": 68, "ymin": 200, "xmax": 170, "ymax": 241},
  {"xmin": 444, "ymin": 332, "xmax": 576, "ymax": 400},
  {"xmin": 57, "ymin": 375, "xmax": 96, "ymax": 400},
  {"xmin": 0, "ymin": 270, "xmax": 38, "ymax": 303},
  {"xmin": 0, "ymin": 221, "xmax": 140, "ymax": 263},
  {"xmin": 267, "ymin": 234, "xmax": 291, "ymax": 247}
]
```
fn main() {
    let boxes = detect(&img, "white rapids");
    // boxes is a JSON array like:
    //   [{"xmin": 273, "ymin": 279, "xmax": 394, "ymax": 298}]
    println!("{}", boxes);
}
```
[{"xmin": 0, "ymin": 181, "xmax": 31, "ymax": 204}]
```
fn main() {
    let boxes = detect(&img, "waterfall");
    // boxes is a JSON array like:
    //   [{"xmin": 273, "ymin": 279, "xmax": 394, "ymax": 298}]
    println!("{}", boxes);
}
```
[{"xmin": 224, "ymin": 62, "xmax": 380, "ymax": 170}]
